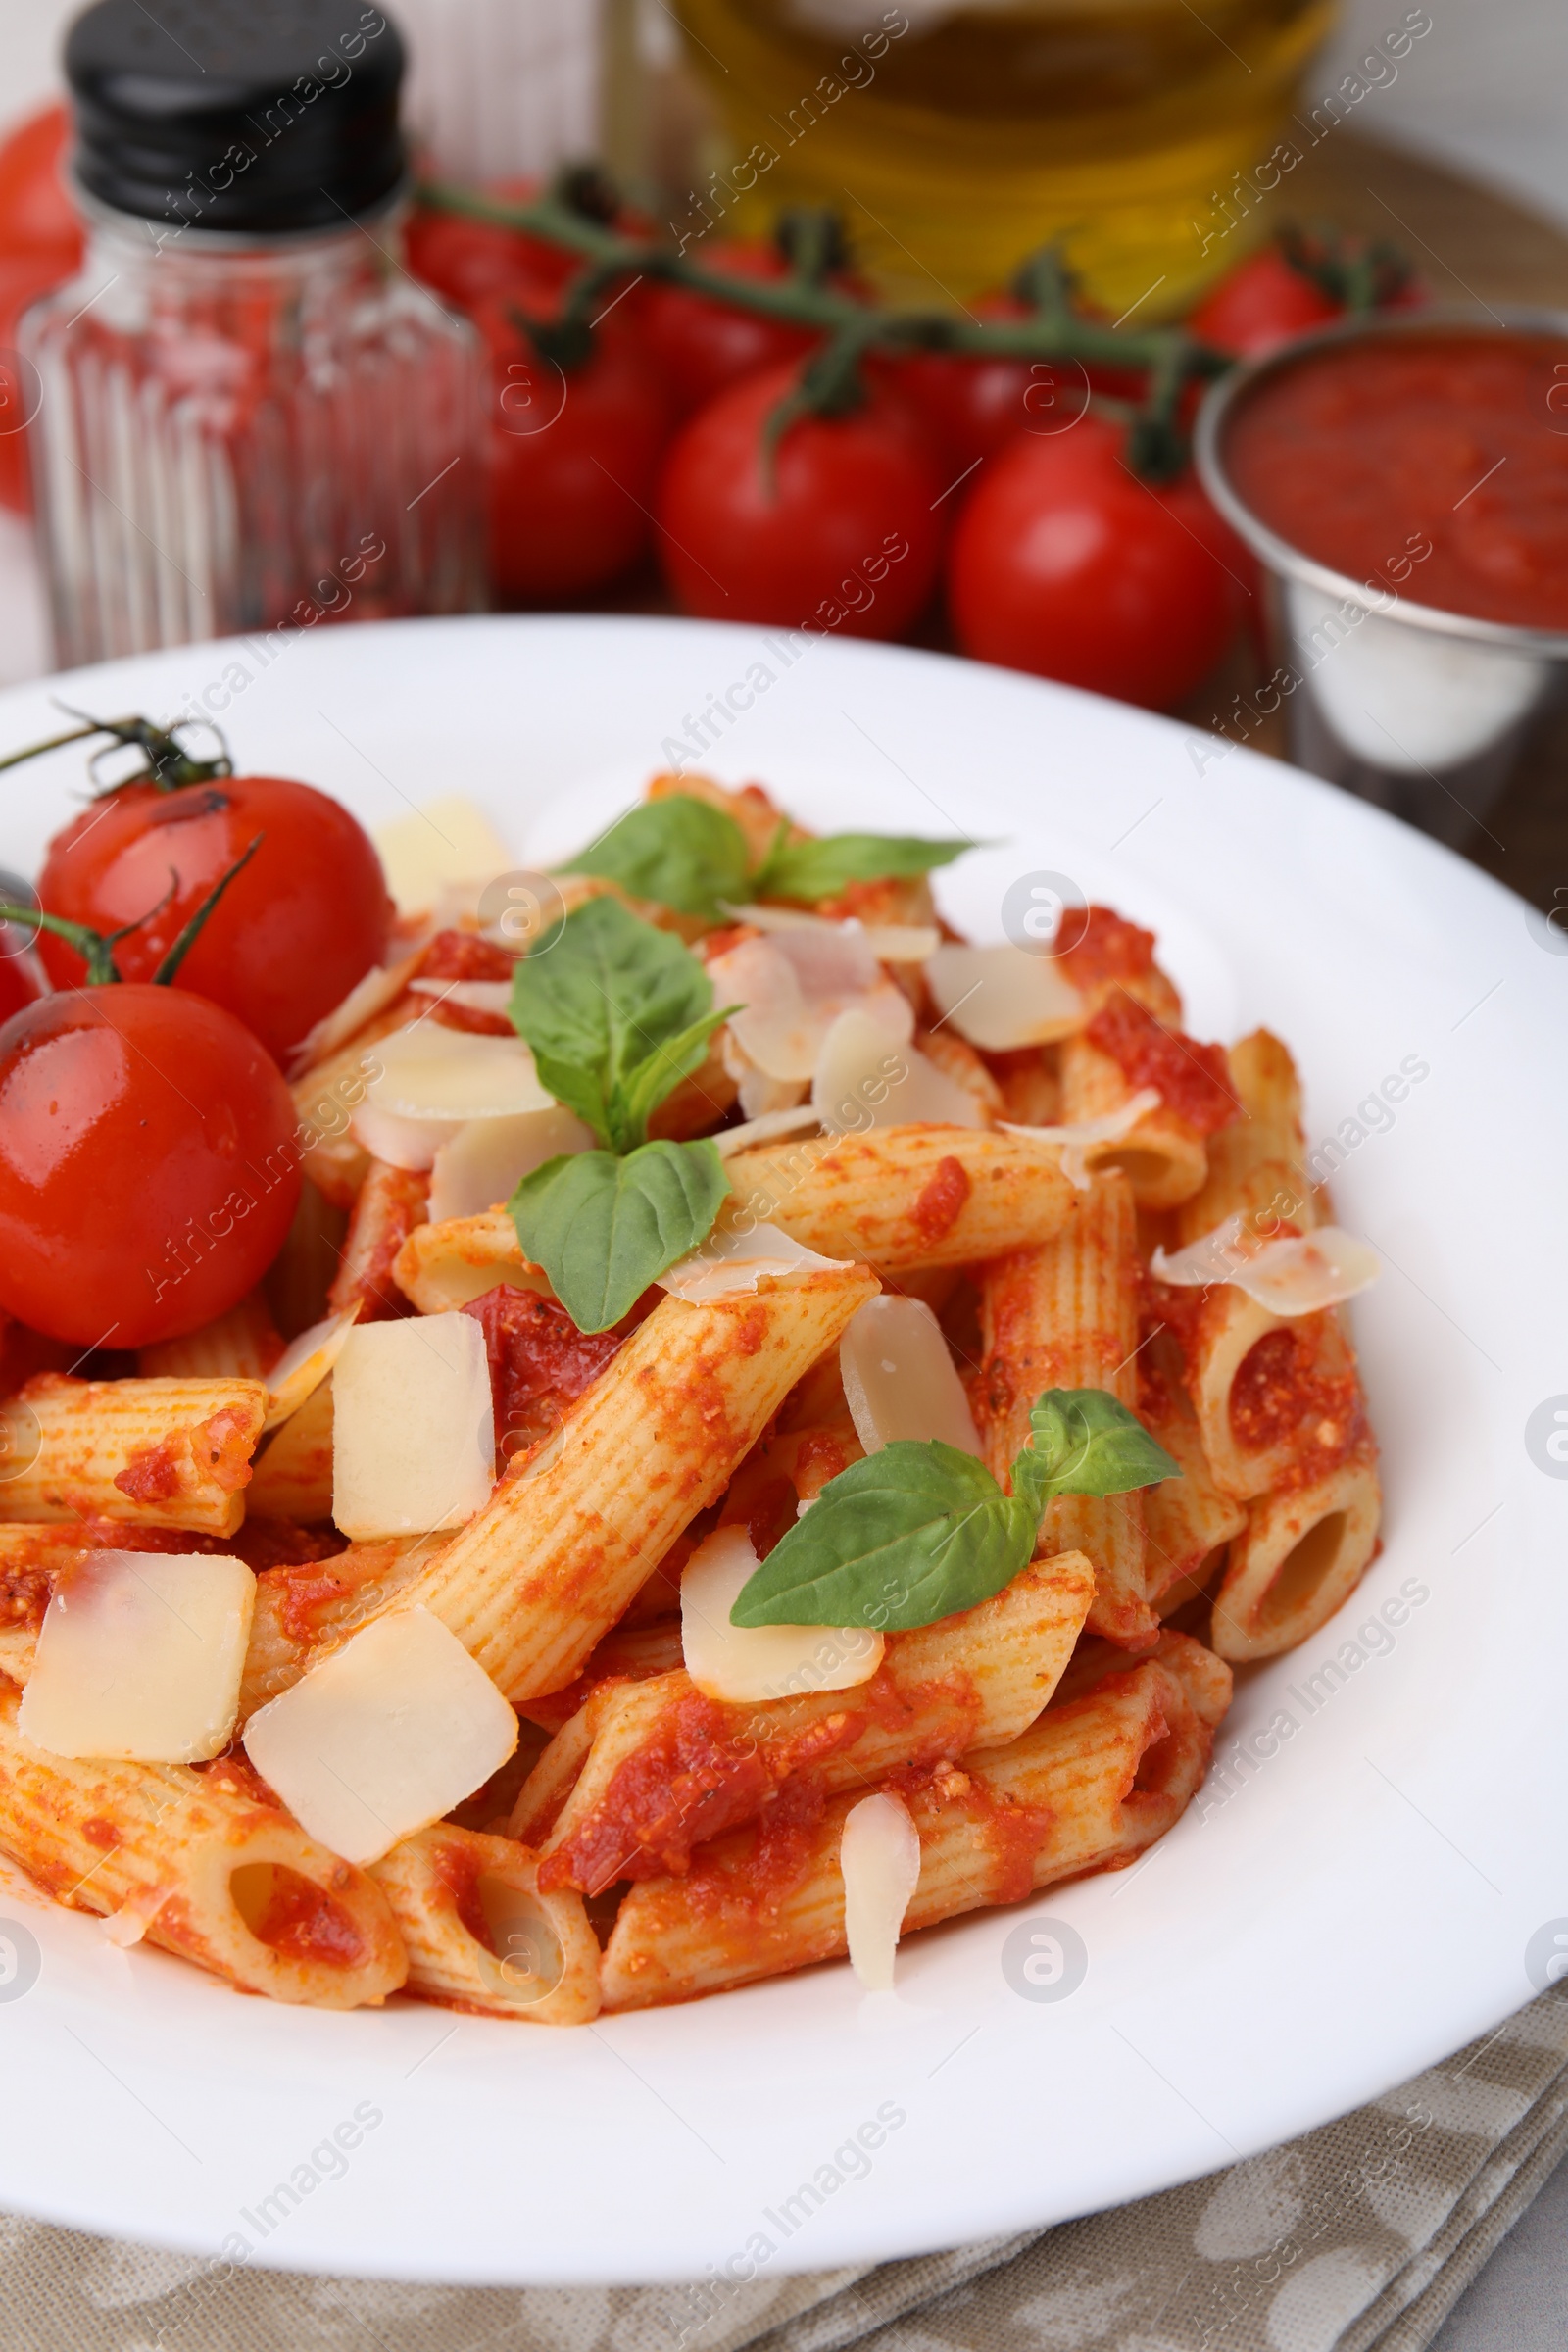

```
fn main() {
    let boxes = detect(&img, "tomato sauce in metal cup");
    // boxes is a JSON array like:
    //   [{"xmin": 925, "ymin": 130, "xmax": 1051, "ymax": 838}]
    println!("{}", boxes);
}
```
[
  {"xmin": 1222, "ymin": 327, "xmax": 1568, "ymax": 633},
  {"xmin": 1196, "ymin": 311, "xmax": 1568, "ymax": 846}
]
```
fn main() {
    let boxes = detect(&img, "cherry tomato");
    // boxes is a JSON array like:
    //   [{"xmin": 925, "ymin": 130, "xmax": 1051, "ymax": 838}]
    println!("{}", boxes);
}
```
[
  {"xmin": 0, "ymin": 105, "xmax": 82, "ymax": 267},
  {"xmin": 37, "ymin": 772, "xmax": 392, "ymax": 1064},
  {"xmin": 1187, "ymin": 248, "xmax": 1343, "ymax": 361},
  {"xmin": 639, "ymin": 242, "xmax": 820, "ymax": 419},
  {"xmin": 0, "ymin": 929, "xmax": 45, "ymax": 1025},
  {"xmin": 947, "ymin": 414, "xmax": 1248, "ymax": 710},
  {"xmin": 657, "ymin": 361, "xmax": 944, "ymax": 636},
  {"xmin": 0, "ymin": 985, "xmax": 301, "ymax": 1347},
  {"xmin": 404, "ymin": 179, "xmax": 578, "ymax": 311},
  {"xmin": 476, "ymin": 284, "xmax": 674, "ymax": 600}
]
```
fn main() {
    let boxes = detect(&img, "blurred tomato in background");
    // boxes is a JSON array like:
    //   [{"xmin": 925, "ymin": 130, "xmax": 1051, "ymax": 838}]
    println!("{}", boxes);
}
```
[
  {"xmin": 0, "ymin": 105, "xmax": 84, "ymax": 514},
  {"xmin": 638, "ymin": 240, "xmax": 821, "ymax": 419},
  {"xmin": 657, "ymin": 360, "xmax": 944, "ymax": 636}
]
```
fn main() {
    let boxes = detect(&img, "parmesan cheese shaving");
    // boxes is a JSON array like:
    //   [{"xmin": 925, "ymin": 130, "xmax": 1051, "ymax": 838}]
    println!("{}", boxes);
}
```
[
  {"xmin": 242, "ymin": 1608, "xmax": 518, "ymax": 1867},
  {"xmin": 331, "ymin": 1315, "xmax": 496, "ymax": 1539},
  {"xmin": 659, "ymin": 1211, "xmax": 849, "ymax": 1303},
  {"xmin": 709, "ymin": 930, "xmax": 913, "ymax": 1082},
  {"xmin": 19, "ymin": 1552, "xmax": 256, "ymax": 1764},
  {"xmin": 840, "ymin": 1792, "xmax": 922, "ymax": 1992},
  {"xmin": 348, "ymin": 1102, "xmax": 461, "ymax": 1172},
  {"xmin": 713, "ymin": 1103, "xmax": 822, "ymax": 1157},
  {"xmin": 102, "ymin": 1884, "xmax": 173, "ymax": 1949},
  {"xmin": 1151, "ymin": 1217, "xmax": 1380, "ymax": 1314},
  {"xmin": 427, "ymin": 1106, "xmax": 596, "ymax": 1224},
  {"xmin": 288, "ymin": 954, "xmax": 416, "ymax": 1075},
  {"xmin": 365, "ymin": 1023, "xmax": 555, "ymax": 1122},
  {"xmin": 998, "ymin": 1088, "xmax": 1163, "ymax": 1190},
  {"xmin": 373, "ymin": 797, "xmax": 514, "ymax": 915},
  {"xmin": 839, "ymin": 1295, "xmax": 982, "ymax": 1456},
  {"xmin": 720, "ymin": 902, "xmax": 941, "ymax": 962},
  {"xmin": 681, "ymin": 1525, "xmax": 883, "ymax": 1704},
  {"xmin": 408, "ymin": 978, "xmax": 515, "ymax": 1016},
  {"xmin": 264, "ymin": 1305, "xmax": 360, "ymax": 1433},
  {"xmin": 813, "ymin": 1008, "xmax": 984, "ymax": 1135},
  {"xmin": 925, "ymin": 943, "xmax": 1084, "ymax": 1052}
]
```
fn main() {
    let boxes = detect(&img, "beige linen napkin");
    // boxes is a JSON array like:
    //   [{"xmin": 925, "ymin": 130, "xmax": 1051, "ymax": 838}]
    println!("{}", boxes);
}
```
[{"xmin": 2, "ymin": 1985, "xmax": 1563, "ymax": 2352}]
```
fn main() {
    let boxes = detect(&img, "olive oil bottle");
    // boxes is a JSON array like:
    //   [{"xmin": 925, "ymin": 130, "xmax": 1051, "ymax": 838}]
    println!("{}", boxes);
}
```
[{"xmin": 672, "ymin": 0, "xmax": 1338, "ymax": 312}]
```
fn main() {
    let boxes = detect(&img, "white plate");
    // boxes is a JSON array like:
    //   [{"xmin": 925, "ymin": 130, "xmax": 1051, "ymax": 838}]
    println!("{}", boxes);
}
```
[{"xmin": 0, "ymin": 615, "xmax": 1562, "ymax": 2286}]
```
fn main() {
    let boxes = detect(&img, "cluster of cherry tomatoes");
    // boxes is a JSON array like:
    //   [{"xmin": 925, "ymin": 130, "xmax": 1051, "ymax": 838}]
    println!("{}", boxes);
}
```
[
  {"xmin": 0, "ymin": 721, "xmax": 392, "ymax": 1352},
  {"xmin": 407, "ymin": 191, "xmax": 1387, "ymax": 712}
]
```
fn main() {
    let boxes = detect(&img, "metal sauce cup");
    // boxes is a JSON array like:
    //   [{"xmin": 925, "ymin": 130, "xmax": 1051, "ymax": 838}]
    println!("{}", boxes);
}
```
[{"xmin": 1195, "ymin": 307, "xmax": 1568, "ymax": 848}]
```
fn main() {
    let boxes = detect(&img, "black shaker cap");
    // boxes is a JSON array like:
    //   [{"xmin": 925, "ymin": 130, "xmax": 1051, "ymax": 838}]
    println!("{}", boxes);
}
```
[{"xmin": 65, "ymin": 1, "xmax": 408, "ymax": 235}]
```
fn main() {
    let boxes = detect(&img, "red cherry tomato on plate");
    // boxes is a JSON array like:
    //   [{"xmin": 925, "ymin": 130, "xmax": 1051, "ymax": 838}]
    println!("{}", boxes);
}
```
[
  {"xmin": 1187, "ymin": 248, "xmax": 1343, "ymax": 361},
  {"xmin": 948, "ymin": 414, "xmax": 1249, "ymax": 710},
  {"xmin": 37, "ymin": 771, "xmax": 392, "ymax": 1064},
  {"xmin": 0, "ymin": 985, "xmax": 300, "ymax": 1347},
  {"xmin": 0, "ymin": 936, "xmax": 45, "ymax": 1025},
  {"xmin": 475, "ymin": 285, "xmax": 674, "ymax": 601},
  {"xmin": 657, "ymin": 361, "xmax": 944, "ymax": 636},
  {"xmin": 404, "ymin": 180, "xmax": 578, "ymax": 311},
  {"xmin": 0, "ymin": 105, "xmax": 83, "ymax": 268},
  {"xmin": 639, "ymin": 242, "xmax": 822, "ymax": 419}
]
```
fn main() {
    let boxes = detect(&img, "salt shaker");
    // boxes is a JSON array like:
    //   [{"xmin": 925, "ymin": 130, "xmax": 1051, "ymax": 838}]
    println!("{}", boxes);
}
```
[{"xmin": 23, "ymin": 0, "xmax": 485, "ymax": 667}]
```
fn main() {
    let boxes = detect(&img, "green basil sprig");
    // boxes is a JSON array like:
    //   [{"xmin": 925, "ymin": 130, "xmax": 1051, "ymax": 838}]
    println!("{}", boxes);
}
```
[
  {"xmin": 507, "ymin": 896, "xmax": 739, "ymax": 1331},
  {"xmin": 559, "ymin": 793, "xmax": 969, "ymax": 920},
  {"xmin": 730, "ymin": 1389, "xmax": 1179, "ymax": 1632}
]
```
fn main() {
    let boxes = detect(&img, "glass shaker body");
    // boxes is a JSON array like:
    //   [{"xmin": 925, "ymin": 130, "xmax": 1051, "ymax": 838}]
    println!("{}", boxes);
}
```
[{"xmin": 21, "ymin": 201, "xmax": 485, "ymax": 667}]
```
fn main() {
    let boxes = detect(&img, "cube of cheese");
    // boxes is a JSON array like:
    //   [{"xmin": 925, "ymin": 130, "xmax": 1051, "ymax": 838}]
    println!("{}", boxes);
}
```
[
  {"xmin": 243, "ymin": 1608, "xmax": 518, "ymax": 1865},
  {"xmin": 332, "ymin": 1314, "xmax": 495, "ymax": 1540},
  {"xmin": 19, "ymin": 1551, "xmax": 255, "ymax": 1763}
]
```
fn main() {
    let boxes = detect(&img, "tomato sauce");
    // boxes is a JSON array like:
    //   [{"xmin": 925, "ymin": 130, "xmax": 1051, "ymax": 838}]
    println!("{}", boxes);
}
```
[
  {"xmin": 461, "ymin": 1283, "xmax": 621, "ymax": 1457},
  {"xmin": 1058, "ymin": 905, "xmax": 1155, "ymax": 992},
  {"xmin": 1225, "ymin": 329, "xmax": 1568, "ymax": 631},
  {"xmin": 1085, "ymin": 991, "xmax": 1239, "ymax": 1136}
]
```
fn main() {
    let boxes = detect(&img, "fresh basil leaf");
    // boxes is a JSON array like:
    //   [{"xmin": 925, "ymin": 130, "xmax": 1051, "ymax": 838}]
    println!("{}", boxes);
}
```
[
  {"xmin": 508, "ymin": 897, "xmax": 721, "ymax": 1152},
  {"xmin": 559, "ymin": 796, "xmax": 752, "ymax": 919},
  {"xmin": 730, "ymin": 1441, "xmax": 1036, "ymax": 1631},
  {"xmin": 508, "ymin": 1139, "xmax": 728, "ymax": 1333},
  {"xmin": 1011, "ymin": 1388, "xmax": 1180, "ymax": 1521},
  {"xmin": 751, "ymin": 831, "xmax": 970, "ymax": 905}
]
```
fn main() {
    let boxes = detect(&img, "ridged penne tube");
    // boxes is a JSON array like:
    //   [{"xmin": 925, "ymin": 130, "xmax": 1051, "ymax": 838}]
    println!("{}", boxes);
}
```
[
  {"xmin": 0, "ymin": 1374, "xmax": 268, "ymax": 1536},
  {"xmin": 1175, "ymin": 1029, "xmax": 1314, "ymax": 1244},
  {"xmin": 1056, "ymin": 1032, "xmax": 1208, "ymax": 1207},
  {"xmin": 328, "ymin": 1161, "xmax": 429, "ymax": 1322},
  {"xmin": 1209, "ymin": 1451, "xmax": 1382, "ymax": 1663},
  {"xmin": 1180, "ymin": 1299, "xmax": 1365, "ymax": 1505},
  {"xmin": 1140, "ymin": 1385, "xmax": 1247, "ymax": 1613},
  {"xmin": 0, "ymin": 1688, "xmax": 406, "ymax": 2007},
  {"xmin": 238, "ymin": 1536, "xmax": 447, "ymax": 1716},
  {"xmin": 725, "ymin": 1127, "xmax": 1074, "ymax": 1273},
  {"xmin": 368, "ymin": 1824, "xmax": 600, "ymax": 2023},
  {"xmin": 514, "ymin": 1553, "xmax": 1096, "ymax": 1890},
  {"xmin": 979, "ymin": 1174, "xmax": 1156, "ymax": 1649},
  {"xmin": 379, "ymin": 1267, "xmax": 879, "ymax": 1702},
  {"xmin": 246, "ymin": 1377, "xmax": 335, "ymax": 1522},
  {"xmin": 137, "ymin": 1291, "xmax": 283, "ymax": 1380},
  {"xmin": 916, "ymin": 1030, "xmax": 1003, "ymax": 1121},
  {"xmin": 600, "ymin": 1633, "xmax": 1227, "ymax": 2010},
  {"xmin": 393, "ymin": 1209, "xmax": 553, "ymax": 1314}
]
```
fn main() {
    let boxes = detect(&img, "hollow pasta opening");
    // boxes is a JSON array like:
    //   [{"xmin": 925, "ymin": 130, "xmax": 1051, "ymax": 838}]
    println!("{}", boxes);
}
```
[
  {"xmin": 475, "ymin": 1874, "xmax": 564, "ymax": 2001},
  {"xmin": 230, "ymin": 1862, "xmax": 366, "ymax": 1969},
  {"xmin": 1095, "ymin": 1149, "xmax": 1172, "ymax": 1190},
  {"xmin": 1256, "ymin": 1510, "xmax": 1348, "ymax": 1632}
]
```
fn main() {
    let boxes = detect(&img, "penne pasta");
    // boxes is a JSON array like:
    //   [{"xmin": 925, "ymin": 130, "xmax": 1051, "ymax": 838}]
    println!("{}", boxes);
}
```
[
  {"xmin": 1175, "ymin": 1029, "xmax": 1313, "ymax": 1243},
  {"xmin": 979, "ymin": 1174, "xmax": 1157, "ymax": 1648},
  {"xmin": 0, "ymin": 1687, "xmax": 406, "ymax": 2006},
  {"xmin": 393, "ymin": 1209, "xmax": 552, "ymax": 1314},
  {"xmin": 238, "ymin": 1535, "xmax": 446, "ymax": 1717},
  {"xmin": 725, "ymin": 1127, "xmax": 1074, "ymax": 1273},
  {"xmin": 357, "ymin": 1267, "xmax": 879, "ymax": 1701},
  {"xmin": 368, "ymin": 1823, "xmax": 601, "ymax": 2023},
  {"xmin": 513, "ymin": 1553, "xmax": 1096, "ymax": 1890},
  {"xmin": 1139, "ymin": 1379, "xmax": 1248, "ymax": 1614},
  {"xmin": 0, "ymin": 1375, "xmax": 268, "ymax": 1536},
  {"xmin": 1209, "ymin": 1449, "xmax": 1382, "ymax": 1662},
  {"xmin": 328, "ymin": 1160, "xmax": 429, "ymax": 1322},
  {"xmin": 1056, "ymin": 1031, "xmax": 1209, "ymax": 1206},
  {"xmin": 601, "ymin": 1632, "xmax": 1228, "ymax": 2009},
  {"xmin": 136, "ymin": 1291, "xmax": 283, "ymax": 1381}
]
